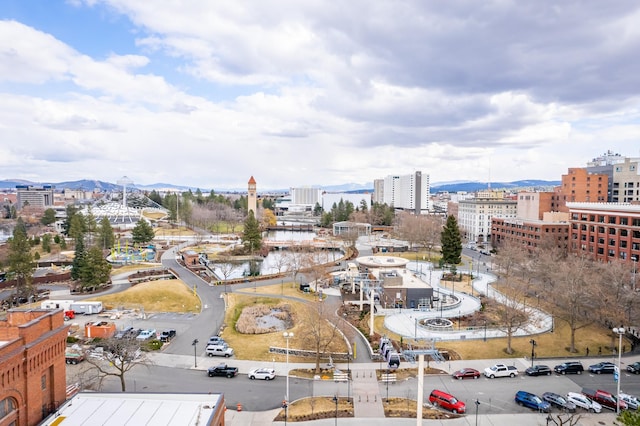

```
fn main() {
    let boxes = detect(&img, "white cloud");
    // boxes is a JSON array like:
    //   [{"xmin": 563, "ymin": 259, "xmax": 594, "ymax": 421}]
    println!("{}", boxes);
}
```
[{"xmin": 1, "ymin": 1, "xmax": 640, "ymax": 190}]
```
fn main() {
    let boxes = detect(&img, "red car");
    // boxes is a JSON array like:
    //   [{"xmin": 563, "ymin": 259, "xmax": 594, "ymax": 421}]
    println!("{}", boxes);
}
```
[{"xmin": 452, "ymin": 368, "xmax": 481, "ymax": 380}]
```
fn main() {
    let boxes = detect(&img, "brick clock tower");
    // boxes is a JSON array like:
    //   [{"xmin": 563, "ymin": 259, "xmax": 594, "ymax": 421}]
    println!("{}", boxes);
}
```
[{"xmin": 247, "ymin": 176, "xmax": 257, "ymax": 216}]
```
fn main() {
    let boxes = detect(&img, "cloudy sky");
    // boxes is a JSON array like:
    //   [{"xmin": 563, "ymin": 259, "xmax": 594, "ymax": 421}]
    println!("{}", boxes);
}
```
[{"xmin": 1, "ymin": 1, "xmax": 639, "ymax": 191}]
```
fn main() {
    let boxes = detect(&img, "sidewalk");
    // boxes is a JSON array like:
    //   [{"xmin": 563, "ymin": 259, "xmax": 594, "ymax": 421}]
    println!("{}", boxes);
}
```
[{"xmin": 225, "ymin": 410, "xmax": 617, "ymax": 425}]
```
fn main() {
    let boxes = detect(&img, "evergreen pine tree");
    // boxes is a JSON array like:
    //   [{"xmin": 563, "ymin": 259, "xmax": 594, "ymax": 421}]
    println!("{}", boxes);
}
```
[
  {"xmin": 79, "ymin": 246, "xmax": 112, "ymax": 290},
  {"xmin": 242, "ymin": 210, "xmax": 262, "ymax": 253},
  {"xmin": 97, "ymin": 217, "xmax": 115, "ymax": 249},
  {"xmin": 71, "ymin": 237, "xmax": 86, "ymax": 281},
  {"xmin": 132, "ymin": 219, "xmax": 155, "ymax": 245},
  {"xmin": 440, "ymin": 215, "xmax": 462, "ymax": 265},
  {"xmin": 7, "ymin": 218, "xmax": 35, "ymax": 298}
]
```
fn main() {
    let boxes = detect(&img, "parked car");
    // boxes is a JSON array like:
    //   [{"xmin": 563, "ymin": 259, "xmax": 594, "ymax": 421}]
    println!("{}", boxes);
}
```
[
  {"xmin": 207, "ymin": 363, "xmax": 238, "ymax": 378},
  {"xmin": 114, "ymin": 326, "xmax": 135, "ymax": 339},
  {"xmin": 554, "ymin": 361, "xmax": 584, "ymax": 375},
  {"xmin": 159, "ymin": 329, "xmax": 177, "ymax": 342},
  {"xmin": 136, "ymin": 329, "xmax": 157, "ymax": 341},
  {"xmin": 525, "ymin": 365, "xmax": 552, "ymax": 376},
  {"xmin": 542, "ymin": 392, "xmax": 576, "ymax": 412},
  {"xmin": 452, "ymin": 368, "xmax": 481, "ymax": 380},
  {"xmin": 248, "ymin": 367, "xmax": 276, "ymax": 380},
  {"xmin": 208, "ymin": 335, "xmax": 225, "ymax": 345},
  {"xmin": 588, "ymin": 361, "xmax": 616, "ymax": 374},
  {"xmin": 582, "ymin": 388, "xmax": 627, "ymax": 411},
  {"xmin": 619, "ymin": 393, "xmax": 640, "ymax": 410},
  {"xmin": 483, "ymin": 364, "xmax": 518, "ymax": 378},
  {"xmin": 566, "ymin": 392, "xmax": 602, "ymax": 413},
  {"xmin": 515, "ymin": 391, "xmax": 551, "ymax": 412},
  {"xmin": 627, "ymin": 362, "xmax": 640, "ymax": 374},
  {"xmin": 206, "ymin": 344, "xmax": 234, "ymax": 357},
  {"xmin": 429, "ymin": 389, "xmax": 466, "ymax": 414}
]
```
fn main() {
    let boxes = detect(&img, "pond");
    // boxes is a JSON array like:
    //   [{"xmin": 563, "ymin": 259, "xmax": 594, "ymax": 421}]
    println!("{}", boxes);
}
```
[{"xmin": 211, "ymin": 249, "xmax": 342, "ymax": 280}]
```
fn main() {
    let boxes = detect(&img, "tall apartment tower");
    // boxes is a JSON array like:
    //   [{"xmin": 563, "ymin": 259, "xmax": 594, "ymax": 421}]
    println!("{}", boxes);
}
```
[
  {"xmin": 247, "ymin": 176, "xmax": 257, "ymax": 216},
  {"xmin": 612, "ymin": 158, "xmax": 640, "ymax": 203},
  {"xmin": 373, "ymin": 179, "xmax": 384, "ymax": 204},
  {"xmin": 382, "ymin": 171, "xmax": 431, "ymax": 213}
]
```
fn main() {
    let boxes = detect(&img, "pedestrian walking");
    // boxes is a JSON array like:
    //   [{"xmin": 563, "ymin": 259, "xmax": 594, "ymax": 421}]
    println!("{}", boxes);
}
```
[{"xmin": 586, "ymin": 347, "xmax": 590, "ymax": 356}]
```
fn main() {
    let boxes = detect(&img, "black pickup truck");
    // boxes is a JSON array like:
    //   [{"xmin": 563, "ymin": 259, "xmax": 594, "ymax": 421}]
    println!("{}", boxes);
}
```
[{"xmin": 207, "ymin": 363, "xmax": 238, "ymax": 378}]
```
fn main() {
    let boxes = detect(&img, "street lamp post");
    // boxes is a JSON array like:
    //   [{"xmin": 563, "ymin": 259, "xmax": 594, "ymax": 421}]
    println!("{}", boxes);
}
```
[
  {"xmin": 613, "ymin": 327, "xmax": 625, "ymax": 415},
  {"xmin": 283, "ymin": 331, "xmax": 294, "ymax": 420},
  {"xmin": 529, "ymin": 339, "xmax": 537, "ymax": 368},
  {"xmin": 332, "ymin": 395, "xmax": 338, "ymax": 426},
  {"xmin": 475, "ymin": 399, "xmax": 480, "ymax": 426},
  {"xmin": 192, "ymin": 339, "xmax": 199, "ymax": 368},
  {"xmin": 483, "ymin": 320, "xmax": 487, "ymax": 342}
]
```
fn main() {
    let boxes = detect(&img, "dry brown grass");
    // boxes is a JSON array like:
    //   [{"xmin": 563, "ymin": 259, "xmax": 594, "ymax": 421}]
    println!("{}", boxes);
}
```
[
  {"xmin": 86, "ymin": 280, "xmax": 201, "ymax": 313},
  {"xmin": 111, "ymin": 263, "xmax": 163, "ymax": 274},
  {"xmin": 154, "ymin": 226, "xmax": 195, "ymax": 236},
  {"xmin": 222, "ymin": 293, "xmax": 348, "ymax": 362},
  {"xmin": 273, "ymin": 396, "xmax": 456, "ymax": 421},
  {"xmin": 234, "ymin": 282, "xmax": 320, "ymax": 302},
  {"xmin": 274, "ymin": 397, "xmax": 354, "ymax": 421}
]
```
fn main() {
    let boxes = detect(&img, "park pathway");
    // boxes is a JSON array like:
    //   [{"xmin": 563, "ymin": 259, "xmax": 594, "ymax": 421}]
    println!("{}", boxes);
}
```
[{"xmin": 350, "ymin": 368, "xmax": 385, "ymax": 418}]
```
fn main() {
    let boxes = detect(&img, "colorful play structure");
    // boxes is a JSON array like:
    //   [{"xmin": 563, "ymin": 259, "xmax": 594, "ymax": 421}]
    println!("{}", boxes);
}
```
[{"xmin": 107, "ymin": 241, "xmax": 156, "ymax": 264}]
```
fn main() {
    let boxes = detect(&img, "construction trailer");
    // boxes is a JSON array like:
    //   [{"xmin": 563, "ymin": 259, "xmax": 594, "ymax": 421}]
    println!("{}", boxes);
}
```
[
  {"xmin": 69, "ymin": 301, "xmax": 103, "ymax": 314},
  {"xmin": 41, "ymin": 300, "xmax": 75, "ymax": 311}
]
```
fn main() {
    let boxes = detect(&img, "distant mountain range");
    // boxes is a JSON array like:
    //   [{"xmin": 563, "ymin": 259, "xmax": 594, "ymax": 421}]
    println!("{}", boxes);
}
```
[{"xmin": 0, "ymin": 178, "xmax": 560, "ymax": 194}]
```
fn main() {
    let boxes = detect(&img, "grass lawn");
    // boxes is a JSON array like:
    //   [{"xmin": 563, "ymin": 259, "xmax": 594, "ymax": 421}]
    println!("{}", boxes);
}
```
[
  {"xmin": 111, "ymin": 263, "xmax": 164, "ymax": 274},
  {"xmin": 234, "ymin": 282, "xmax": 321, "ymax": 302},
  {"xmin": 86, "ymin": 279, "xmax": 201, "ymax": 313}
]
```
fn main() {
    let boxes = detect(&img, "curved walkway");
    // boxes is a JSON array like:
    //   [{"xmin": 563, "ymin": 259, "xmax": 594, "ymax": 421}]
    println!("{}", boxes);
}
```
[{"xmin": 383, "ymin": 269, "xmax": 553, "ymax": 341}]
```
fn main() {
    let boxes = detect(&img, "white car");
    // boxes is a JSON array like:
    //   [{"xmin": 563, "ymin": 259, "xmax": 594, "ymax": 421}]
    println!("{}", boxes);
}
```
[
  {"xmin": 566, "ymin": 392, "xmax": 602, "ymax": 413},
  {"xmin": 619, "ymin": 393, "xmax": 640, "ymax": 410},
  {"xmin": 248, "ymin": 367, "xmax": 276, "ymax": 380},
  {"xmin": 136, "ymin": 329, "xmax": 156, "ymax": 341}
]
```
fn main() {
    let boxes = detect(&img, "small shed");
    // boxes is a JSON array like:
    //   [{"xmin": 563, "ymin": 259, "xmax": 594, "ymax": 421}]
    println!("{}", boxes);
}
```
[{"xmin": 181, "ymin": 250, "xmax": 199, "ymax": 266}]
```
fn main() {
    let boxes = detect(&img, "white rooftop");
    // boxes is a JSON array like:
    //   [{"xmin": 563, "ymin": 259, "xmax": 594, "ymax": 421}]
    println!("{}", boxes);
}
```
[{"xmin": 42, "ymin": 392, "xmax": 223, "ymax": 426}]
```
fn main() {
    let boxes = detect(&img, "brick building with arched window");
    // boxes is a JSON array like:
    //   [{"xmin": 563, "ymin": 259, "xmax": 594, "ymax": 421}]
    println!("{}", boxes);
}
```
[{"xmin": 0, "ymin": 309, "xmax": 68, "ymax": 426}]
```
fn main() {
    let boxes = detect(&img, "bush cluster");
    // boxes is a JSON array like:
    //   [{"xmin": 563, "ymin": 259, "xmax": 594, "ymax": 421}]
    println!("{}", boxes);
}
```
[{"xmin": 235, "ymin": 303, "xmax": 293, "ymax": 334}]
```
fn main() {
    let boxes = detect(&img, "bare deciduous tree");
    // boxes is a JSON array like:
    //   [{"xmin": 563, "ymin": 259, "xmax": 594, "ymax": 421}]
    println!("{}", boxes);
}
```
[
  {"xmin": 548, "ymin": 255, "xmax": 600, "ymax": 353},
  {"xmin": 84, "ymin": 338, "xmax": 151, "ymax": 392},
  {"xmin": 300, "ymin": 301, "xmax": 341, "ymax": 374},
  {"xmin": 285, "ymin": 244, "xmax": 312, "ymax": 285}
]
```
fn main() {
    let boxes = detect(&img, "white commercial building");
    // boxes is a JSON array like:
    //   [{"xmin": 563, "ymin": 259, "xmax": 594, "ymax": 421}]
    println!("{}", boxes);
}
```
[
  {"xmin": 458, "ymin": 192, "xmax": 517, "ymax": 244},
  {"xmin": 382, "ymin": 171, "xmax": 431, "ymax": 213}
]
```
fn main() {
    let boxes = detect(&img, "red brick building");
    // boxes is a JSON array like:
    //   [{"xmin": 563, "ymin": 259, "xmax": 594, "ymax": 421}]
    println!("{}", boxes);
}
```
[
  {"xmin": 491, "ymin": 214, "xmax": 570, "ymax": 251},
  {"xmin": 567, "ymin": 202, "xmax": 640, "ymax": 265},
  {"xmin": 553, "ymin": 168, "xmax": 609, "ymax": 212},
  {"xmin": 0, "ymin": 309, "xmax": 68, "ymax": 426}
]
